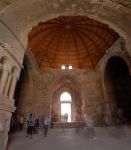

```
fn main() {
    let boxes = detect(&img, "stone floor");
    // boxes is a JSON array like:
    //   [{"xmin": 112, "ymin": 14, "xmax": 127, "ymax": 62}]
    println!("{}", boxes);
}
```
[{"xmin": 7, "ymin": 126, "xmax": 131, "ymax": 150}]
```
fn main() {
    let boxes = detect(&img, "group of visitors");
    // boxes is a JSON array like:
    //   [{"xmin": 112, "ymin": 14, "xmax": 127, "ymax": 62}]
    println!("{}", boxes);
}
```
[
  {"xmin": 26, "ymin": 113, "xmax": 50, "ymax": 138},
  {"xmin": 61, "ymin": 113, "xmax": 69, "ymax": 122},
  {"xmin": 9, "ymin": 112, "xmax": 56, "ymax": 138},
  {"xmin": 9, "ymin": 107, "xmax": 126, "ymax": 140},
  {"xmin": 10, "ymin": 114, "xmax": 24, "ymax": 133}
]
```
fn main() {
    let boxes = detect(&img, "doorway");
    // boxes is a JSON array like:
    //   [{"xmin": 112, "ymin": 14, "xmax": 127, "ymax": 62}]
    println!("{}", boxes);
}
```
[{"xmin": 60, "ymin": 92, "xmax": 72, "ymax": 122}]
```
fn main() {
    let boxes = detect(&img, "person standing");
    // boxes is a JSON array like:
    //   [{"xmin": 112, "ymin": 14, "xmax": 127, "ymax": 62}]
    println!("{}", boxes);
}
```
[
  {"xmin": 26, "ymin": 113, "xmax": 35, "ymax": 138},
  {"xmin": 41, "ymin": 115, "xmax": 45, "ymax": 129},
  {"xmin": 19, "ymin": 115, "xmax": 24, "ymax": 131},
  {"xmin": 104, "ymin": 115, "xmax": 109, "ymax": 129},
  {"xmin": 44, "ymin": 117, "xmax": 49, "ymax": 137},
  {"xmin": 86, "ymin": 115, "xmax": 96, "ymax": 140},
  {"xmin": 50, "ymin": 113, "xmax": 56, "ymax": 128}
]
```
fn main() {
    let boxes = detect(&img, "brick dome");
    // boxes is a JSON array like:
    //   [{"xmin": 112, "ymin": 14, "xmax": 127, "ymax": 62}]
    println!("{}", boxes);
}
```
[{"xmin": 28, "ymin": 16, "xmax": 119, "ymax": 69}]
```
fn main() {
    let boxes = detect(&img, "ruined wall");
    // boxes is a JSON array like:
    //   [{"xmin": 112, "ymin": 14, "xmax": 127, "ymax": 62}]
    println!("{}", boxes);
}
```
[
  {"xmin": 14, "ymin": 38, "xmax": 131, "ymax": 126},
  {"xmin": 16, "ymin": 50, "xmax": 99, "ymax": 122},
  {"xmin": 96, "ymin": 38, "xmax": 131, "ymax": 124}
]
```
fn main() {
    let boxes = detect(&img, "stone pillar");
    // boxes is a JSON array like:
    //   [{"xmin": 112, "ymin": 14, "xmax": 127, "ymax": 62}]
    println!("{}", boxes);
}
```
[
  {"xmin": 0, "ymin": 69, "xmax": 9, "ymax": 94},
  {"xmin": 4, "ymin": 74, "xmax": 12, "ymax": 96},
  {"xmin": 8, "ymin": 75, "xmax": 17, "ymax": 99},
  {"xmin": 0, "ymin": 111, "xmax": 12, "ymax": 150},
  {"xmin": 0, "ymin": 93, "xmax": 16, "ymax": 150}
]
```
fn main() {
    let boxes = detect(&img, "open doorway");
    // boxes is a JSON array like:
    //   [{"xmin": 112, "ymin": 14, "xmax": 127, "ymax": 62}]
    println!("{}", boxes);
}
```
[{"xmin": 60, "ymin": 92, "xmax": 72, "ymax": 122}]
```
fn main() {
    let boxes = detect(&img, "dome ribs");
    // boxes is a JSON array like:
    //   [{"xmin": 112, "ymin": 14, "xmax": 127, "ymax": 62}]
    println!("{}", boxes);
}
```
[
  {"xmin": 72, "ymin": 28, "xmax": 95, "ymax": 68},
  {"xmin": 38, "ymin": 28, "xmax": 63, "ymax": 67},
  {"xmin": 28, "ymin": 16, "xmax": 119, "ymax": 69},
  {"xmin": 53, "ymin": 28, "xmax": 66, "ymax": 68},
  {"xmin": 30, "ymin": 27, "xmax": 63, "ymax": 56}
]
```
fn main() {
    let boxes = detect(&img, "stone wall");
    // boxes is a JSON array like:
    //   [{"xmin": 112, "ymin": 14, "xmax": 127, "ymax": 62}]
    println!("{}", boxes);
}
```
[
  {"xmin": 16, "ymin": 38, "xmax": 131, "ymax": 126},
  {"xmin": 96, "ymin": 38, "xmax": 131, "ymax": 124},
  {"xmin": 16, "ymin": 51, "xmax": 100, "ymax": 123}
]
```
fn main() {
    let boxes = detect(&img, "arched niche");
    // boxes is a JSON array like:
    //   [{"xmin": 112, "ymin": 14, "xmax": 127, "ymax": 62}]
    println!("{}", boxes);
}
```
[
  {"xmin": 51, "ymin": 84, "xmax": 82, "ymax": 122},
  {"xmin": 104, "ymin": 56, "xmax": 131, "ymax": 123}
]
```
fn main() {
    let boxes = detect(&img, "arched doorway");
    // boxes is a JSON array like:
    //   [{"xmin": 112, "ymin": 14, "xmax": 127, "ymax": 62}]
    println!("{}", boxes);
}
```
[
  {"xmin": 51, "ymin": 85, "xmax": 82, "ymax": 122},
  {"xmin": 60, "ymin": 92, "xmax": 72, "ymax": 122},
  {"xmin": 105, "ymin": 56, "xmax": 131, "ymax": 123}
]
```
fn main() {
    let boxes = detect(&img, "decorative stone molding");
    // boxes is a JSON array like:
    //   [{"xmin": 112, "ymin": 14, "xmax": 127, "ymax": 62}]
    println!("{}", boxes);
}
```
[
  {"xmin": 0, "ymin": 43, "xmax": 23, "ymax": 68},
  {"xmin": 3, "ymin": 74, "xmax": 12, "ymax": 96},
  {"xmin": 0, "ymin": 94, "xmax": 15, "ymax": 150},
  {"xmin": 0, "ymin": 69, "xmax": 9, "ymax": 94},
  {"xmin": 8, "ymin": 75, "xmax": 17, "ymax": 99},
  {"xmin": 0, "ymin": 110, "xmax": 12, "ymax": 150}
]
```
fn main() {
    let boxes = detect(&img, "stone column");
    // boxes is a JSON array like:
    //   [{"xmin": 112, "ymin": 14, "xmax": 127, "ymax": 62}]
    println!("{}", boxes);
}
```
[
  {"xmin": 0, "ymin": 68, "xmax": 9, "ymax": 94},
  {"xmin": 0, "ymin": 111, "xmax": 12, "ymax": 150},
  {"xmin": 0, "ymin": 93, "xmax": 16, "ymax": 150},
  {"xmin": 8, "ymin": 75, "xmax": 17, "ymax": 99},
  {"xmin": 4, "ymin": 74, "xmax": 12, "ymax": 96}
]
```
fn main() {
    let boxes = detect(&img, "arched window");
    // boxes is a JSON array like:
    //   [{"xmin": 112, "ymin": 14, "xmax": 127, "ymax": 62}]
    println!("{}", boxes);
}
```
[
  {"xmin": 69, "ymin": 65, "xmax": 72, "ymax": 69},
  {"xmin": 61, "ymin": 65, "xmax": 65, "ymax": 69},
  {"xmin": 60, "ymin": 92, "xmax": 71, "ymax": 101}
]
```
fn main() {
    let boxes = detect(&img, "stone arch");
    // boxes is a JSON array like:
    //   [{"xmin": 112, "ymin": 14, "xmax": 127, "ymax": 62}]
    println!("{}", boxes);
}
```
[
  {"xmin": 101, "ymin": 39, "xmax": 131, "ymax": 82},
  {"xmin": 51, "ymin": 77, "xmax": 83, "ymax": 122},
  {"xmin": 104, "ymin": 56, "xmax": 131, "ymax": 123},
  {"xmin": 50, "ymin": 75, "xmax": 81, "ymax": 95},
  {"xmin": 60, "ymin": 92, "xmax": 71, "ymax": 102},
  {"xmin": 1, "ymin": 0, "xmax": 131, "ymax": 58},
  {"xmin": 105, "ymin": 41, "xmax": 131, "ymax": 74}
]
